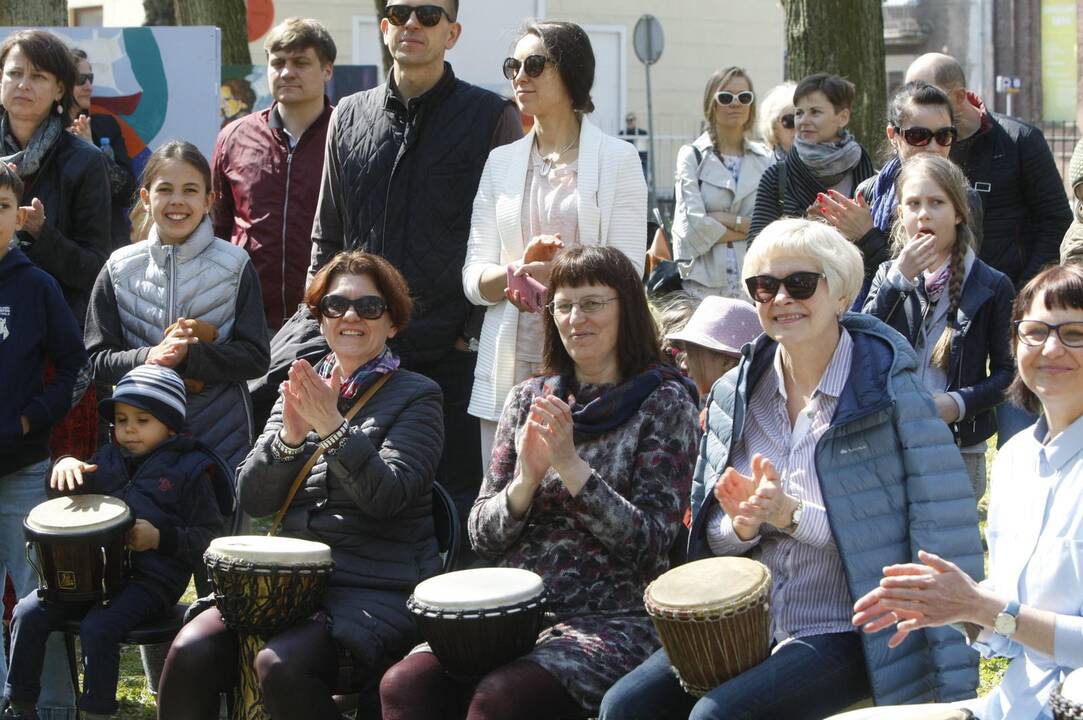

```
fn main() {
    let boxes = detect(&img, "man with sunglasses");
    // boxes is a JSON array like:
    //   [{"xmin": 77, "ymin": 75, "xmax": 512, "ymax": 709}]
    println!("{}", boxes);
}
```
[
  {"xmin": 292, "ymin": 0, "xmax": 521, "ymax": 532},
  {"xmin": 906, "ymin": 53, "xmax": 1072, "ymax": 447}
]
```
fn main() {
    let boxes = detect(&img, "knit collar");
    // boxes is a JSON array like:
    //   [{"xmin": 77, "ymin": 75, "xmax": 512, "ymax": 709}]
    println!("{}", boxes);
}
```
[{"xmin": 148, "ymin": 215, "xmax": 215, "ymax": 266}]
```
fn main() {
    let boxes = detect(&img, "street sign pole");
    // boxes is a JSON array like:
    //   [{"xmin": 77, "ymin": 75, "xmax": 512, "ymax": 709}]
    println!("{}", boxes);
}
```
[
  {"xmin": 645, "ymin": 57, "xmax": 656, "ymax": 210},
  {"xmin": 634, "ymin": 15, "xmax": 664, "ymax": 211}
]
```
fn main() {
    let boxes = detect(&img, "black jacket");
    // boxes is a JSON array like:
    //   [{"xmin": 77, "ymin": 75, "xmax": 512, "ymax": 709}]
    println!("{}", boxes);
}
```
[
  {"xmin": 949, "ymin": 102, "xmax": 1072, "ymax": 287},
  {"xmin": 80, "ymin": 435, "xmax": 228, "ymax": 605},
  {"xmin": 310, "ymin": 64, "xmax": 515, "ymax": 364},
  {"xmin": 862, "ymin": 257, "xmax": 1015, "ymax": 446},
  {"xmin": 16, "ymin": 128, "xmax": 112, "ymax": 329},
  {"xmin": 89, "ymin": 113, "xmax": 137, "ymax": 250}
]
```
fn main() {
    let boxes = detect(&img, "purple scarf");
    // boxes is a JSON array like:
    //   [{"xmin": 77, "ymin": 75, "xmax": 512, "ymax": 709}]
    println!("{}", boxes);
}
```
[
  {"xmin": 315, "ymin": 346, "xmax": 400, "ymax": 411},
  {"xmin": 548, "ymin": 364, "xmax": 698, "ymax": 442},
  {"xmin": 869, "ymin": 156, "xmax": 902, "ymax": 233}
]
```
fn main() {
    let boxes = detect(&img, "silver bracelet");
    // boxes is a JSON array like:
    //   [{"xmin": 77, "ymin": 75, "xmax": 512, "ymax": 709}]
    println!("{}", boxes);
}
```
[
  {"xmin": 271, "ymin": 433, "xmax": 304, "ymax": 462},
  {"xmin": 318, "ymin": 420, "xmax": 350, "ymax": 453}
]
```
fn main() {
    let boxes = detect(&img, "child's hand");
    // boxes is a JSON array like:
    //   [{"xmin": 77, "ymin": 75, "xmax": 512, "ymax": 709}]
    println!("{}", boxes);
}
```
[
  {"xmin": 127, "ymin": 519, "xmax": 160, "ymax": 552},
  {"xmin": 897, "ymin": 232, "xmax": 940, "ymax": 282},
  {"xmin": 50, "ymin": 457, "xmax": 97, "ymax": 492},
  {"xmin": 146, "ymin": 317, "xmax": 198, "ymax": 367}
]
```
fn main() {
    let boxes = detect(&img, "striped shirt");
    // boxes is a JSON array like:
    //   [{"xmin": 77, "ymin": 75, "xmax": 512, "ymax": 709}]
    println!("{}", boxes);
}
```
[{"xmin": 707, "ymin": 329, "xmax": 856, "ymax": 642}]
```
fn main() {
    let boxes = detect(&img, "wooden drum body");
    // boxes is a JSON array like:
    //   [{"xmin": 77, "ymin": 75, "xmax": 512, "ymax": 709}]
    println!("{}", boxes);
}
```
[
  {"xmin": 1053, "ymin": 667, "xmax": 1083, "ymax": 719},
  {"xmin": 407, "ymin": 567, "xmax": 546, "ymax": 678},
  {"xmin": 204, "ymin": 535, "xmax": 334, "ymax": 720},
  {"xmin": 644, "ymin": 557, "xmax": 771, "ymax": 696},
  {"xmin": 23, "ymin": 494, "xmax": 133, "ymax": 605}
]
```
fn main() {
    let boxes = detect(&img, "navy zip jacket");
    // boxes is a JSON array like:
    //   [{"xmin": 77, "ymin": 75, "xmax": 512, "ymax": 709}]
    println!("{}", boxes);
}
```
[
  {"xmin": 0, "ymin": 246, "xmax": 87, "ymax": 477},
  {"xmin": 77, "ymin": 435, "xmax": 228, "ymax": 605},
  {"xmin": 863, "ymin": 257, "xmax": 1015, "ymax": 447},
  {"xmin": 690, "ymin": 313, "xmax": 984, "ymax": 704}
]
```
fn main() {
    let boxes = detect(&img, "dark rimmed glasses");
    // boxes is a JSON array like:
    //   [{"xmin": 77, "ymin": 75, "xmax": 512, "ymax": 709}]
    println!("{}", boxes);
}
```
[
  {"xmin": 77, "ymin": 72, "xmax": 94, "ymax": 86},
  {"xmin": 502, "ymin": 54, "xmax": 550, "ymax": 80},
  {"xmin": 745, "ymin": 272, "xmax": 825, "ymax": 304},
  {"xmin": 318, "ymin": 294, "xmax": 388, "ymax": 320},
  {"xmin": 715, "ymin": 90, "xmax": 755, "ymax": 106},
  {"xmin": 893, "ymin": 125, "xmax": 958, "ymax": 148},
  {"xmin": 384, "ymin": 4, "xmax": 451, "ymax": 27},
  {"xmin": 780, "ymin": 113, "xmax": 795, "ymax": 129},
  {"xmin": 1014, "ymin": 320, "xmax": 1083, "ymax": 348}
]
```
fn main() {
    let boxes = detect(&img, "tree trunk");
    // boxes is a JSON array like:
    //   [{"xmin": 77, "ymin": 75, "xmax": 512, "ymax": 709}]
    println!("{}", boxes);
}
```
[
  {"xmin": 374, "ymin": 0, "xmax": 392, "ymax": 76},
  {"xmin": 783, "ymin": 0, "xmax": 886, "ymax": 150},
  {"xmin": 0, "ymin": 0, "xmax": 66, "ymax": 26},
  {"xmin": 143, "ymin": 0, "xmax": 176, "ymax": 25},
  {"xmin": 173, "ymin": 0, "xmax": 250, "ymax": 65}
]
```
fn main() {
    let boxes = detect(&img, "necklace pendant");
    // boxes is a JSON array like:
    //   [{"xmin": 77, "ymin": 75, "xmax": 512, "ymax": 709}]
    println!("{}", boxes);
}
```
[{"xmin": 540, "ymin": 156, "xmax": 553, "ymax": 177}]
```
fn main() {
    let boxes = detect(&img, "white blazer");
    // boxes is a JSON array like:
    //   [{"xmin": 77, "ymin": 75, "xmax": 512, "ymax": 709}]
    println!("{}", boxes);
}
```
[{"xmin": 462, "ymin": 117, "xmax": 648, "ymax": 421}]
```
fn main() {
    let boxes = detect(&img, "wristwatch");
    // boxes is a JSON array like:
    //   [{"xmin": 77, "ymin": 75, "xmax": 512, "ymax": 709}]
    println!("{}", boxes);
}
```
[
  {"xmin": 993, "ymin": 600, "xmax": 1021, "ymax": 637},
  {"xmin": 782, "ymin": 498, "xmax": 804, "ymax": 533},
  {"xmin": 735, "ymin": 215, "xmax": 743, "ymax": 229}
]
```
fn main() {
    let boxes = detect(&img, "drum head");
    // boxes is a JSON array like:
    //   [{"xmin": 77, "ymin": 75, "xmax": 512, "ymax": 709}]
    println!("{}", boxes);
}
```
[
  {"xmin": 25, "ymin": 495, "xmax": 132, "ymax": 536},
  {"xmin": 647, "ymin": 557, "xmax": 768, "ymax": 611},
  {"xmin": 412, "ymin": 567, "xmax": 543, "ymax": 611},
  {"xmin": 206, "ymin": 535, "xmax": 332, "ymax": 565},
  {"xmin": 1062, "ymin": 667, "xmax": 1083, "ymax": 704},
  {"xmin": 825, "ymin": 707, "xmax": 972, "ymax": 719}
]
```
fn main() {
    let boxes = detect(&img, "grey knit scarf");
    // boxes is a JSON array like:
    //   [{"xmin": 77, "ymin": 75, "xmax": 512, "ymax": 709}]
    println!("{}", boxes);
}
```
[
  {"xmin": 794, "ymin": 130, "xmax": 863, "ymax": 187},
  {"xmin": 0, "ymin": 111, "xmax": 64, "ymax": 178}
]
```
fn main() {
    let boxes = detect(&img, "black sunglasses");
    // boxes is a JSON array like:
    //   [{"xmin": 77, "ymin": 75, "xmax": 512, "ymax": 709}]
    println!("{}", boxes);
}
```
[
  {"xmin": 502, "ymin": 55, "xmax": 550, "ymax": 80},
  {"xmin": 384, "ymin": 4, "xmax": 451, "ymax": 27},
  {"xmin": 780, "ymin": 113, "xmax": 795, "ymax": 129},
  {"xmin": 1013, "ymin": 319, "xmax": 1083, "ymax": 348},
  {"xmin": 318, "ymin": 294, "xmax": 388, "ymax": 320},
  {"xmin": 715, "ymin": 90, "xmax": 755, "ymax": 106},
  {"xmin": 893, "ymin": 125, "xmax": 957, "ymax": 148},
  {"xmin": 77, "ymin": 72, "xmax": 94, "ymax": 86},
  {"xmin": 745, "ymin": 272, "xmax": 825, "ymax": 304}
]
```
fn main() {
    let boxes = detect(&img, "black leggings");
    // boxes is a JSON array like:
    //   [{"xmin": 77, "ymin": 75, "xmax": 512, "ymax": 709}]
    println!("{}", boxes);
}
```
[
  {"xmin": 379, "ymin": 651, "xmax": 586, "ymax": 720},
  {"xmin": 157, "ymin": 608, "xmax": 341, "ymax": 720}
]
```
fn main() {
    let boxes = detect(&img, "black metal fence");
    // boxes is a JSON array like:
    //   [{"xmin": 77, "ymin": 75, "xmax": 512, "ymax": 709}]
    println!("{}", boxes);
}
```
[{"xmin": 1037, "ymin": 120, "xmax": 1080, "ymax": 190}]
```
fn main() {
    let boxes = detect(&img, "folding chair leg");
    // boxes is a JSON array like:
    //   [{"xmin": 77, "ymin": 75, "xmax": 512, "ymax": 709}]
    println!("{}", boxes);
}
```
[{"xmin": 64, "ymin": 632, "xmax": 80, "ymax": 696}]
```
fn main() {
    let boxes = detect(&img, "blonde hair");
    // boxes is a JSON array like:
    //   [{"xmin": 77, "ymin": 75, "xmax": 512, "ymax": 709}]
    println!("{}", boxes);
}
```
[
  {"xmin": 890, "ymin": 154, "xmax": 976, "ymax": 370},
  {"xmin": 702, "ymin": 66, "xmax": 757, "ymax": 146},
  {"xmin": 742, "ymin": 218, "xmax": 864, "ymax": 309},
  {"xmin": 757, "ymin": 81, "xmax": 796, "ymax": 149}
]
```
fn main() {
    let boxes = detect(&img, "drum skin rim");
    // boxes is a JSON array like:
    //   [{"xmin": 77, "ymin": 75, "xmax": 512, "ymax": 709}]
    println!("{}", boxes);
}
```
[
  {"xmin": 643, "ymin": 565, "xmax": 772, "ymax": 621},
  {"xmin": 1052, "ymin": 684, "xmax": 1083, "ymax": 719},
  {"xmin": 204, "ymin": 553, "xmax": 335, "ymax": 575},
  {"xmin": 406, "ymin": 591, "xmax": 547, "ymax": 621},
  {"xmin": 24, "ymin": 495, "xmax": 133, "ymax": 536}
]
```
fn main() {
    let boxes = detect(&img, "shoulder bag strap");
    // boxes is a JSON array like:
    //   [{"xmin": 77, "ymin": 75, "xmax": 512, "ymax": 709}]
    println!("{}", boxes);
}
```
[
  {"xmin": 266, "ymin": 372, "xmax": 393, "ymax": 537},
  {"xmin": 776, "ymin": 160, "xmax": 789, "ymax": 215}
]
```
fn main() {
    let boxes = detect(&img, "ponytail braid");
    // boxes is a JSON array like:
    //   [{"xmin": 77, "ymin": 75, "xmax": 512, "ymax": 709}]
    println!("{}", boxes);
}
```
[{"xmin": 930, "ymin": 234, "xmax": 967, "ymax": 370}]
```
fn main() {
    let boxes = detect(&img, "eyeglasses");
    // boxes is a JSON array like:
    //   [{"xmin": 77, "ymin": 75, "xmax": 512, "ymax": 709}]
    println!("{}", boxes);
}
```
[
  {"xmin": 744, "ymin": 272, "xmax": 825, "ymax": 303},
  {"xmin": 780, "ymin": 113, "xmax": 795, "ymax": 129},
  {"xmin": 548, "ymin": 297, "xmax": 619, "ymax": 316},
  {"xmin": 384, "ymin": 4, "xmax": 451, "ymax": 27},
  {"xmin": 893, "ymin": 125, "xmax": 958, "ymax": 148},
  {"xmin": 715, "ymin": 91, "xmax": 755, "ymax": 106},
  {"xmin": 318, "ymin": 294, "xmax": 389, "ymax": 320},
  {"xmin": 77, "ymin": 72, "xmax": 94, "ymax": 86},
  {"xmin": 502, "ymin": 55, "xmax": 550, "ymax": 80},
  {"xmin": 1013, "ymin": 320, "xmax": 1083, "ymax": 348}
]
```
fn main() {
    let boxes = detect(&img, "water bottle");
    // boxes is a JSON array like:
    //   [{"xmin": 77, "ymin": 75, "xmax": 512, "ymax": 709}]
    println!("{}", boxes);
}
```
[{"xmin": 100, "ymin": 136, "xmax": 114, "ymax": 161}]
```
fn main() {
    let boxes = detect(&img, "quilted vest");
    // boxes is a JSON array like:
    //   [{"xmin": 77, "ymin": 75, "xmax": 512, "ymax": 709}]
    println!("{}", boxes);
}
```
[{"xmin": 330, "ymin": 64, "xmax": 510, "ymax": 362}]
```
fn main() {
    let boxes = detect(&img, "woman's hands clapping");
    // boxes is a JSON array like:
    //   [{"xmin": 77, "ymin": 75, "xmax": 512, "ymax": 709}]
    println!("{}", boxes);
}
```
[
  {"xmin": 279, "ymin": 360, "xmax": 346, "ymax": 444},
  {"xmin": 508, "ymin": 393, "xmax": 589, "ymax": 518},
  {"xmin": 714, "ymin": 453, "xmax": 798, "ymax": 541}
]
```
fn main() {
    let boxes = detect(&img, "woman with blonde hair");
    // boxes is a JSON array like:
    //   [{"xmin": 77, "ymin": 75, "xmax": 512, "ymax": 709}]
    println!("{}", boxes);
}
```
[
  {"xmin": 671, "ymin": 67, "xmax": 773, "ymax": 299},
  {"xmin": 757, "ymin": 81, "xmax": 797, "ymax": 160}
]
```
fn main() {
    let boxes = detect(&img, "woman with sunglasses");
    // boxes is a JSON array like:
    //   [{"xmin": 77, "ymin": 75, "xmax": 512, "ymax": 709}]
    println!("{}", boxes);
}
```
[
  {"xmin": 382, "ymin": 246, "xmax": 699, "ymax": 720},
  {"xmin": 747, "ymin": 74, "xmax": 875, "ymax": 247},
  {"xmin": 463, "ymin": 21, "xmax": 646, "ymax": 469},
  {"xmin": 817, "ymin": 81, "xmax": 982, "ymax": 307},
  {"xmin": 600, "ymin": 218, "xmax": 983, "ymax": 720},
  {"xmin": 852, "ymin": 263, "xmax": 1083, "ymax": 720},
  {"xmin": 158, "ymin": 250, "xmax": 443, "ymax": 720},
  {"xmin": 70, "ymin": 47, "xmax": 134, "ymax": 250},
  {"xmin": 756, "ymin": 81, "xmax": 797, "ymax": 161},
  {"xmin": 671, "ymin": 67, "xmax": 774, "ymax": 300}
]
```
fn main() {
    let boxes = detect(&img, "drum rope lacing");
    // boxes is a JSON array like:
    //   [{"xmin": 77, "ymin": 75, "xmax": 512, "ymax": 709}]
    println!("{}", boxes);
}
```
[{"xmin": 1052, "ymin": 686, "xmax": 1083, "ymax": 719}]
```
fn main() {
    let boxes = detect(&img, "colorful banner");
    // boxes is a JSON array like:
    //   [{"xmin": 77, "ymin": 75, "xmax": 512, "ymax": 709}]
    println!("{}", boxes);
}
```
[{"xmin": 1040, "ymin": 0, "xmax": 1078, "ymax": 121}]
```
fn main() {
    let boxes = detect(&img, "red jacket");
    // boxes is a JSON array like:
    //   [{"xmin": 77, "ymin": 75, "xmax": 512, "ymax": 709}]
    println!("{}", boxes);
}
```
[{"xmin": 212, "ymin": 100, "xmax": 332, "ymax": 330}]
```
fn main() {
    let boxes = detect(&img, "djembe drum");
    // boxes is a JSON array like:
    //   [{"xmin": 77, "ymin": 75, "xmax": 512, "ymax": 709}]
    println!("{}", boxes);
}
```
[
  {"xmin": 824, "ymin": 707, "xmax": 974, "ymax": 719},
  {"xmin": 204, "ymin": 536, "xmax": 334, "ymax": 720},
  {"xmin": 1053, "ymin": 667, "xmax": 1083, "ymax": 719},
  {"xmin": 407, "ymin": 567, "xmax": 546, "ymax": 678},
  {"xmin": 23, "ymin": 494, "xmax": 133, "ymax": 605},
  {"xmin": 644, "ymin": 557, "xmax": 771, "ymax": 696}
]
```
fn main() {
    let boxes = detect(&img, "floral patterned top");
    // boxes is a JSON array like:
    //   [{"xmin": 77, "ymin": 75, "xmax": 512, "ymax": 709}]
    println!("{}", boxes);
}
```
[{"xmin": 468, "ymin": 374, "xmax": 699, "ymax": 710}]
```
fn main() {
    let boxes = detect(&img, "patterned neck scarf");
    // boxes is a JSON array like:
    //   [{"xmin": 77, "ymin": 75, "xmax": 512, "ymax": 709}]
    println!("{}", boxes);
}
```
[
  {"xmin": 549, "ymin": 364, "xmax": 698, "ymax": 442},
  {"xmin": 794, "ymin": 130, "xmax": 864, "ymax": 187},
  {"xmin": 315, "ymin": 346, "xmax": 400, "ymax": 409},
  {"xmin": 0, "ymin": 111, "xmax": 64, "ymax": 178},
  {"xmin": 923, "ymin": 262, "xmax": 952, "ymax": 304},
  {"xmin": 869, "ymin": 156, "xmax": 902, "ymax": 232}
]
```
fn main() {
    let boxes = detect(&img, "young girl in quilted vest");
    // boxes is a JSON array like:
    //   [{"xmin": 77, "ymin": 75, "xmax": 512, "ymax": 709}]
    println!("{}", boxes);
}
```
[
  {"xmin": 83, "ymin": 140, "xmax": 270, "ymax": 470},
  {"xmin": 862, "ymin": 153, "xmax": 1015, "ymax": 499}
]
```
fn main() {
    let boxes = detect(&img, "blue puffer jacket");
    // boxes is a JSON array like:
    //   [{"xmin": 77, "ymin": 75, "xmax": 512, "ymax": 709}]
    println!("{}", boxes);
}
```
[{"xmin": 688, "ymin": 313, "xmax": 984, "ymax": 705}]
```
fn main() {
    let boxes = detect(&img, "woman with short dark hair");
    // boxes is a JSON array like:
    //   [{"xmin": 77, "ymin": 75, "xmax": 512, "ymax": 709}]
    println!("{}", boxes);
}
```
[{"xmin": 383, "ymin": 246, "xmax": 700, "ymax": 720}]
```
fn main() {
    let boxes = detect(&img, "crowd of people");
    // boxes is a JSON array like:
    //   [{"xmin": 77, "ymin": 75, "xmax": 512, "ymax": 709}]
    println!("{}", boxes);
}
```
[{"xmin": 1, "ymin": 1, "xmax": 1082, "ymax": 719}]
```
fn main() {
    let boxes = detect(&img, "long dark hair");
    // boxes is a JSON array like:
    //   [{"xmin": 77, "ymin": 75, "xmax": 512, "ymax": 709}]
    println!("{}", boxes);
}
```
[
  {"xmin": 542, "ymin": 246, "xmax": 662, "ymax": 381},
  {"xmin": 518, "ymin": 21, "xmax": 595, "ymax": 115}
]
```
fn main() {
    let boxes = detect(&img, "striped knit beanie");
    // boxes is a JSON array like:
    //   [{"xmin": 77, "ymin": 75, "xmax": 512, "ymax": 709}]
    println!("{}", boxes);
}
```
[{"xmin": 99, "ymin": 365, "xmax": 187, "ymax": 432}]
